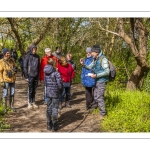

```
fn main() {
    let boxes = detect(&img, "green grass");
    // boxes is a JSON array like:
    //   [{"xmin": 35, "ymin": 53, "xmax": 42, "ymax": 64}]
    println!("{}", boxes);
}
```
[{"xmin": 100, "ymin": 90, "xmax": 150, "ymax": 132}]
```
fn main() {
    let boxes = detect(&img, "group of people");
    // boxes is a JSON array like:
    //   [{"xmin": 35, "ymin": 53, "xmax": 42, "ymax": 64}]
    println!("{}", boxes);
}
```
[
  {"xmin": 0, "ymin": 43, "xmax": 110, "ymax": 132},
  {"xmin": 0, "ymin": 45, "xmax": 76, "ymax": 131}
]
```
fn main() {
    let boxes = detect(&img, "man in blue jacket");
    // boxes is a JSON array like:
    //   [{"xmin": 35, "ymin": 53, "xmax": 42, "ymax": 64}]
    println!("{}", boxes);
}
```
[
  {"xmin": 80, "ymin": 44, "xmax": 110, "ymax": 119},
  {"xmin": 81, "ymin": 47, "xmax": 95, "ymax": 110}
]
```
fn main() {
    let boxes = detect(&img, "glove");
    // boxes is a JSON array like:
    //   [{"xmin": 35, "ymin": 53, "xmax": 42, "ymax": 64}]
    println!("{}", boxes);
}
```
[{"xmin": 0, "ymin": 82, "xmax": 5, "ymax": 88}]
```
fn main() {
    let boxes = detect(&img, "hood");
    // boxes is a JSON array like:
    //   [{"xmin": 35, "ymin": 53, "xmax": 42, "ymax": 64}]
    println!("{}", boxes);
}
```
[
  {"xmin": 28, "ymin": 44, "xmax": 37, "ymax": 54},
  {"xmin": 44, "ymin": 64, "xmax": 56, "ymax": 74}
]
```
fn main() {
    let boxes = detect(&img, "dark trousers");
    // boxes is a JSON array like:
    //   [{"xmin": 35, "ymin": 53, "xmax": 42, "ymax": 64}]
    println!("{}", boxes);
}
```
[
  {"xmin": 85, "ymin": 87, "xmax": 94, "ymax": 108},
  {"xmin": 47, "ymin": 98, "xmax": 59, "ymax": 123},
  {"xmin": 28, "ymin": 77, "xmax": 38, "ymax": 104}
]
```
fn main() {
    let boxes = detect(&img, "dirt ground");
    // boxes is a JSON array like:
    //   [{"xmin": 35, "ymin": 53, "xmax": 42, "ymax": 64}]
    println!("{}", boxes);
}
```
[{"xmin": 3, "ymin": 72, "xmax": 102, "ymax": 132}]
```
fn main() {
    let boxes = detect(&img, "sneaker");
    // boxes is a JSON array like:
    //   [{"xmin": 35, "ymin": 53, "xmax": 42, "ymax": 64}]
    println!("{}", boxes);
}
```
[
  {"xmin": 59, "ymin": 102, "xmax": 62, "ymax": 109},
  {"xmin": 32, "ymin": 103, "xmax": 38, "ymax": 109},
  {"xmin": 28, "ymin": 103, "xmax": 32, "ymax": 109},
  {"xmin": 66, "ymin": 101, "xmax": 71, "ymax": 108}
]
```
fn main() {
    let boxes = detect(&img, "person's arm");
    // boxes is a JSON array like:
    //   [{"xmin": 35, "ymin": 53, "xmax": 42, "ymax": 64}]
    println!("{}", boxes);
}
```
[
  {"xmin": 0, "ymin": 62, "xmax": 4, "ymax": 83},
  {"xmin": 23, "ymin": 56, "xmax": 29, "ymax": 79},
  {"xmin": 80, "ymin": 58, "xmax": 95, "ymax": 70},
  {"xmin": 55, "ymin": 71, "xmax": 63, "ymax": 92},
  {"xmin": 91, "ymin": 58, "xmax": 110, "ymax": 78}
]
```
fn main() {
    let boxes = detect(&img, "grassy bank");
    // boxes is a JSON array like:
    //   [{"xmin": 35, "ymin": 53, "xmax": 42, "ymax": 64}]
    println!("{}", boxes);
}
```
[{"xmin": 100, "ymin": 90, "xmax": 150, "ymax": 132}]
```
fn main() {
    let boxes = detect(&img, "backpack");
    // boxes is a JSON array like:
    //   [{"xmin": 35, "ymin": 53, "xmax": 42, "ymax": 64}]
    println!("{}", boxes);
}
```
[{"xmin": 100, "ymin": 56, "xmax": 116, "ymax": 81}]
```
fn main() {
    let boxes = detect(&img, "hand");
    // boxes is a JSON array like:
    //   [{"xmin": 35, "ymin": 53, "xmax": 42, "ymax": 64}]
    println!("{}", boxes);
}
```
[
  {"xmin": 90, "ymin": 74, "xmax": 97, "ymax": 78},
  {"xmin": 25, "ymin": 78, "xmax": 29, "ymax": 82},
  {"xmin": 80, "ymin": 58, "xmax": 84, "ymax": 65},
  {"xmin": 0, "ymin": 82, "xmax": 5, "ymax": 88}
]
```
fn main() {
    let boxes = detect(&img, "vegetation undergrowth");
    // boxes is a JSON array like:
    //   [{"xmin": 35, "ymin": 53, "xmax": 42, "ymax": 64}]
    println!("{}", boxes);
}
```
[
  {"xmin": 99, "ymin": 89, "xmax": 150, "ymax": 132},
  {"xmin": 0, "ymin": 102, "xmax": 11, "ymax": 132}
]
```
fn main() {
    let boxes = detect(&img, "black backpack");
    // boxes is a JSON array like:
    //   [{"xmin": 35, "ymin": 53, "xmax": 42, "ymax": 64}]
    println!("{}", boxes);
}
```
[{"xmin": 100, "ymin": 56, "xmax": 116, "ymax": 81}]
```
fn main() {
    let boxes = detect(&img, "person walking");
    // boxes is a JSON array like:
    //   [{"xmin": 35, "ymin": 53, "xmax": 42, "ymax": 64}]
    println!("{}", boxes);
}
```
[
  {"xmin": 58, "ymin": 56, "xmax": 75, "ymax": 109},
  {"xmin": 80, "ymin": 44, "xmax": 110, "ymax": 119},
  {"xmin": 81, "ymin": 47, "xmax": 96, "ymax": 110},
  {"xmin": 39, "ymin": 48, "xmax": 58, "ymax": 104},
  {"xmin": 24, "ymin": 44, "xmax": 40, "ymax": 109},
  {"xmin": 44, "ymin": 58, "xmax": 63, "ymax": 131},
  {"xmin": 0, "ymin": 48, "xmax": 18, "ymax": 112}
]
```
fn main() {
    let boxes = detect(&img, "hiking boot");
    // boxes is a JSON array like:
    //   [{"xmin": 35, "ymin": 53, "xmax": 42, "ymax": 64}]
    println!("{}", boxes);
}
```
[
  {"xmin": 66, "ymin": 101, "xmax": 71, "ymax": 108},
  {"xmin": 47, "ymin": 121, "xmax": 52, "ymax": 130},
  {"xmin": 9, "ymin": 96, "xmax": 16, "ymax": 112},
  {"xmin": 32, "ymin": 103, "xmax": 38, "ymax": 109},
  {"xmin": 59, "ymin": 102, "xmax": 62, "ymax": 109},
  {"xmin": 27, "ymin": 103, "xmax": 33, "ymax": 109}
]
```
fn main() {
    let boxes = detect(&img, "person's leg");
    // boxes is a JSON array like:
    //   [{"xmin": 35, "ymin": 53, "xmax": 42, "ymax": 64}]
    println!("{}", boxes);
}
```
[
  {"xmin": 28, "ymin": 77, "xmax": 34, "ymax": 109},
  {"xmin": 32, "ymin": 77, "xmax": 38, "ymax": 108},
  {"xmin": 59, "ymin": 87, "xmax": 65, "ymax": 109},
  {"xmin": 44, "ymin": 85, "xmax": 48, "ymax": 104},
  {"xmin": 9, "ymin": 82, "xmax": 16, "ymax": 111},
  {"xmin": 94, "ymin": 82, "xmax": 107, "ymax": 116},
  {"xmin": 52, "ymin": 98, "xmax": 59, "ymax": 131},
  {"xmin": 2, "ymin": 82, "xmax": 9, "ymax": 112},
  {"xmin": 65, "ymin": 87, "xmax": 71, "ymax": 108},
  {"xmin": 85, "ymin": 87, "xmax": 93, "ymax": 109},
  {"xmin": 46, "ymin": 97, "xmax": 53, "ymax": 130}
]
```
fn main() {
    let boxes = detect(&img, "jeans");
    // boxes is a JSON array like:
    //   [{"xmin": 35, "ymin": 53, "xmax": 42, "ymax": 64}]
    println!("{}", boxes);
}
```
[
  {"xmin": 59, "ymin": 87, "xmax": 71, "ymax": 102},
  {"xmin": 3, "ymin": 82, "xmax": 15, "ymax": 98},
  {"xmin": 44, "ymin": 86, "xmax": 48, "ymax": 103}
]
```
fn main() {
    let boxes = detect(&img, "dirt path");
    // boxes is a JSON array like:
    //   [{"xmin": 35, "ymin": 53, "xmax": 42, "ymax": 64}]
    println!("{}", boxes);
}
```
[{"xmin": 4, "ymin": 72, "xmax": 102, "ymax": 132}]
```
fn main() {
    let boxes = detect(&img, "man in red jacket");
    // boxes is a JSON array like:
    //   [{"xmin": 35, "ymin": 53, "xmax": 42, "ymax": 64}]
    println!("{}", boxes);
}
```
[{"xmin": 40, "ymin": 48, "xmax": 58, "ymax": 104}]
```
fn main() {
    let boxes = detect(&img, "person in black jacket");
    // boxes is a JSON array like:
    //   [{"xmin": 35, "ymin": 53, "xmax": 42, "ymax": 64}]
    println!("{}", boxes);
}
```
[
  {"xmin": 24, "ymin": 44, "xmax": 40, "ymax": 109},
  {"xmin": 11, "ymin": 48, "xmax": 18, "ymax": 62}
]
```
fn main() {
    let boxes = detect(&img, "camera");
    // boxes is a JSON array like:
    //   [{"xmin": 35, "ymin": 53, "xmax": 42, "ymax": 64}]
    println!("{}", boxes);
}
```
[{"xmin": 6, "ymin": 70, "xmax": 13, "ymax": 78}]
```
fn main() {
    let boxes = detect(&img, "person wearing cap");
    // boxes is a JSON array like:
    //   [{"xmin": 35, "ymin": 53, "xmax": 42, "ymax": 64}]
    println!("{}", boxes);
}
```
[
  {"xmin": 24, "ymin": 44, "xmax": 40, "ymax": 109},
  {"xmin": 81, "ymin": 47, "xmax": 96, "ymax": 110},
  {"xmin": 0, "ymin": 48, "xmax": 17, "ymax": 112},
  {"xmin": 80, "ymin": 44, "xmax": 110, "ymax": 119},
  {"xmin": 39, "ymin": 48, "xmax": 58, "ymax": 104}
]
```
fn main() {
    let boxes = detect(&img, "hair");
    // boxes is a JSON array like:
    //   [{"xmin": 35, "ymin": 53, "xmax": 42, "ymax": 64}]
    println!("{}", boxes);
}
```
[
  {"xmin": 66, "ymin": 53, "xmax": 72, "ymax": 59},
  {"xmin": 47, "ymin": 58, "xmax": 55, "ymax": 67},
  {"xmin": 59, "ymin": 56, "xmax": 67, "ymax": 66},
  {"xmin": 56, "ymin": 46, "xmax": 60, "ymax": 50}
]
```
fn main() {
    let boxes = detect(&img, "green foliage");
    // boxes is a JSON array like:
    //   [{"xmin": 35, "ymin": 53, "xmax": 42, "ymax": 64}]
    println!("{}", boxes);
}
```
[
  {"xmin": 100, "ymin": 90, "xmax": 150, "ymax": 132},
  {"xmin": 0, "ymin": 102, "xmax": 11, "ymax": 132}
]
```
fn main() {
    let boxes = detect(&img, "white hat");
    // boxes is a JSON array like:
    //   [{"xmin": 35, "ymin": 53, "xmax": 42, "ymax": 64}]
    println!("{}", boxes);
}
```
[{"xmin": 45, "ymin": 48, "xmax": 51, "ymax": 53}]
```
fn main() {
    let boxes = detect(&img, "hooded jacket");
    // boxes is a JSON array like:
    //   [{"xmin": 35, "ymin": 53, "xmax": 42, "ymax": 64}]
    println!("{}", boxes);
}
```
[
  {"xmin": 23, "ymin": 45, "xmax": 40, "ymax": 79},
  {"xmin": 44, "ymin": 64, "xmax": 63, "ymax": 98}
]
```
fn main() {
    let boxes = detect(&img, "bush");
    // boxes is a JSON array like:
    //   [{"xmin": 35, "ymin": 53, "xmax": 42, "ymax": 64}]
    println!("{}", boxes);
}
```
[{"xmin": 100, "ymin": 90, "xmax": 150, "ymax": 132}]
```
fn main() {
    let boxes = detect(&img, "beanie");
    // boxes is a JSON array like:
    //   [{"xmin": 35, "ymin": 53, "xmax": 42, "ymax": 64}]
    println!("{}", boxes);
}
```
[
  {"xmin": 91, "ymin": 44, "xmax": 101, "ymax": 53},
  {"xmin": 86, "ymin": 47, "xmax": 92, "ymax": 53},
  {"xmin": 45, "ymin": 48, "xmax": 51, "ymax": 53},
  {"xmin": 2, "ymin": 48, "xmax": 10, "ymax": 55}
]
